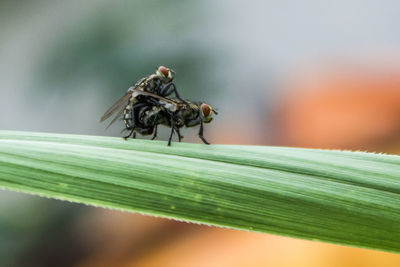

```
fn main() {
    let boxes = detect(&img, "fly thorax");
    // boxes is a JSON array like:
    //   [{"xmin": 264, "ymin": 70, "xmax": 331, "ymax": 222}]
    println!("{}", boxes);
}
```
[
  {"xmin": 144, "ymin": 76, "xmax": 162, "ymax": 93},
  {"xmin": 133, "ymin": 77, "xmax": 146, "ymax": 88},
  {"xmin": 187, "ymin": 105, "xmax": 199, "ymax": 120}
]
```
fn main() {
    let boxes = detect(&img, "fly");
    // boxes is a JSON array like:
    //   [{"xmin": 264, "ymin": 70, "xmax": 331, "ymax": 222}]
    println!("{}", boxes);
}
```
[
  {"xmin": 99, "ymin": 66, "xmax": 181, "ymax": 129},
  {"xmin": 123, "ymin": 95, "xmax": 217, "ymax": 145}
]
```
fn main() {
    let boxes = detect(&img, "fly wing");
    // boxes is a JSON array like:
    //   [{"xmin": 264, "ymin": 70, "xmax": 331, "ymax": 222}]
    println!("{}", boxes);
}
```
[
  {"xmin": 129, "ymin": 88, "xmax": 178, "ymax": 105},
  {"xmin": 99, "ymin": 89, "xmax": 134, "ymax": 123},
  {"xmin": 105, "ymin": 106, "xmax": 126, "ymax": 130}
]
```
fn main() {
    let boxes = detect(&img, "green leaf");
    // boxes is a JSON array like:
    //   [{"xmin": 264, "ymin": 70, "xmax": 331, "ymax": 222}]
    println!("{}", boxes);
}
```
[{"xmin": 0, "ymin": 130, "xmax": 399, "ymax": 253}]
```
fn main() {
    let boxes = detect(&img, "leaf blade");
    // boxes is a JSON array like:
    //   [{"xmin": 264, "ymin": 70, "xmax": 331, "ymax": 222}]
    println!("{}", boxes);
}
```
[{"xmin": 0, "ymin": 130, "xmax": 399, "ymax": 253}]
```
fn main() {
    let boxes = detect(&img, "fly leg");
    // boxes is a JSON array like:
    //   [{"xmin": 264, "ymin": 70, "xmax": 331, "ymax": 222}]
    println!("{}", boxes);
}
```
[
  {"xmin": 151, "ymin": 125, "xmax": 158, "ymax": 140},
  {"xmin": 185, "ymin": 118, "xmax": 208, "ymax": 144},
  {"xmin": 123, "ymin": 128, "xmax": 135, "ymax": 140},
  {"xmin": 121, "ymin": 127, "xmax": 136, "ymax": 139},
  {"xmin": 159, "ymin": 82, "xmax": 176, "ymax": 96},
  {"xmin": 149, "ymin": 113, "xmax": 159, "ymax": 140},
  {"xmin": 165, "ymin": 110, "xmax": 175, "ymax": 146},
  {"xmin": 168, "ymin": 127, "xmax": 175, "ymax": 146},
  {"xmin": 159, "ymin": 82, "xmax": 188, "ymax": 104},
  {"xmin": 168, "ymin": 120, "xmax": 175, "ymax": 146},
  {"xmin": 198, "ymin": 121, "xmax": 210, "ymax": 145},
  {"xmin": 176, "ymin": 128, "xmax": 183, "ymax": 142}
]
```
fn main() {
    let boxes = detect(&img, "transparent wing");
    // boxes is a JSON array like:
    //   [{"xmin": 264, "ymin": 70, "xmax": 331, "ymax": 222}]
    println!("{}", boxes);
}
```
[
  {"xmin": 105, "ymin": 106, "xmax": 127, "ymax": 130},
  {"xmin": 99, "ymin": 89, "xmax": 134, "ymax": 123},
  {"xmin": 129, "ymin": 88, "xmax": 178, "ymax": 105}
]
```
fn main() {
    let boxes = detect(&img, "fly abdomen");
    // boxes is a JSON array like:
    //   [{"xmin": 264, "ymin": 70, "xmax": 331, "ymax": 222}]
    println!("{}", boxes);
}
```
[{"xmin": 123, "ymin": 105, "xmax": 133, "ymax": 129}]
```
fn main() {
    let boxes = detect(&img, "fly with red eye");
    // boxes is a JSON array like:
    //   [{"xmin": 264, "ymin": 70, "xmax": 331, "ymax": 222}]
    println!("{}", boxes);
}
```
[
  {"xmin": 100, "ymin": 67, "xmax": 218, "ymax": 145},
  {"xmin": 160, "ymin": 99, "xmax": 217, "ymax": 145},
  {"xmin": 99, "ymin": 66, "xmax": 182, "ymax": 130}
]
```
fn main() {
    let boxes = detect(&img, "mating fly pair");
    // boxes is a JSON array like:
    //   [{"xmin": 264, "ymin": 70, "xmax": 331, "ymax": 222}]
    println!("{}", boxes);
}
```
[{"xmin": 100, "ymin": 66, "xmax": 217, "ymax": 145}]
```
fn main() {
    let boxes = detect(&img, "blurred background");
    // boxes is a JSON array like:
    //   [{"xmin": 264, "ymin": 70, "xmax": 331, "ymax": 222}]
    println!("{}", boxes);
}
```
[{"xmin": 1, "ymin": 0, "xmax": 400, "ymax": 266}]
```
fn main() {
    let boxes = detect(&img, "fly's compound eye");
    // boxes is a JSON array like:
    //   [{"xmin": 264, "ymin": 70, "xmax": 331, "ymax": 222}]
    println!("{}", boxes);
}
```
[
  {"xmin": 158, "ymin": 66, "xmax": 169, "ymax": 77},
  {"xmin": 201, "ymin": 104, "xmax": 213, "ymax": 123},
  {"xmin": 201, "ymin": 104, "xmax": 211, "ymax": 117}
]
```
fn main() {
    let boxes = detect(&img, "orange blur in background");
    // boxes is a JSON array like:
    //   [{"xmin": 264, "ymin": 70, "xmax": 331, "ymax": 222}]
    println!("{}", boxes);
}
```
[{"xmin": 278, "ymin": 64, "xmax": 400, "ymax": 152}]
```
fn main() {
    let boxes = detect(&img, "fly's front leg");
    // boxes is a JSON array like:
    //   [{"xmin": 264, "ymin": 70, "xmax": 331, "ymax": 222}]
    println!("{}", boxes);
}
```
[
  {"xmin": 186, "ymin": 118, "xmax": 201, "ymax": 127},
  {"xmin": 159, "ymin": 82, "xmax": 188, "ymax": 104},
  {"xmin": 198, "ymin": 121, "xmax": 210, "ymax": 145},
  {"xmin": 159, "ymin": 82, "xmax": 175, "ymax": 96},
  {"xmin": 185, "ymin": 118, "xmax": 209, "ymax": 144}
]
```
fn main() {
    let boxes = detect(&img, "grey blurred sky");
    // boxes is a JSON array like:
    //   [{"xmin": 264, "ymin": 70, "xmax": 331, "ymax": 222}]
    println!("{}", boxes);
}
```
[{"xmin": 1, "ymin": 0, "xmax": 399, "ymax": 135}]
